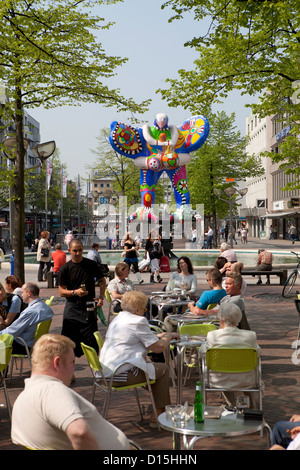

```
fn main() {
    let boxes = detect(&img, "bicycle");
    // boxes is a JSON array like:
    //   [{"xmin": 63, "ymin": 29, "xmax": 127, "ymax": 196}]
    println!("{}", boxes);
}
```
[{"xmin": 282, "ymin": 251, "xmax": 300, "ymax": 298}]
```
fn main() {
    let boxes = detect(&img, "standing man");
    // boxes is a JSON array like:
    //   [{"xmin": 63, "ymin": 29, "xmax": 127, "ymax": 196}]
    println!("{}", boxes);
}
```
[
  {"xmin": 205, "ymin": 225, "xmax": 214, "ymax": 249},
  {"xmin": 289, "ymin": 224, "xmax": 297, "ymax": 244},
  {"xmin": 58, "ymin": 239, "xmax": 106, "ymax": 358},
  {"xmin": 256, "ymin": 249, "xmax": 273, "ymax": 285}
]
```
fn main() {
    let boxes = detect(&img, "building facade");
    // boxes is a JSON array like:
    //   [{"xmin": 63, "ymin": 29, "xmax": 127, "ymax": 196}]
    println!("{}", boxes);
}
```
[{"xmin": 241, "ymin": 107, "xmax": 300, "ymax": 240}]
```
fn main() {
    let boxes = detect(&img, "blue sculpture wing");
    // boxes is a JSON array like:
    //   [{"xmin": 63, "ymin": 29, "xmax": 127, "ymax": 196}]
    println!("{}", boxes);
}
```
[
  {"xmin": 175, "ymin": 115, "xmax": 210, "ymax": 153},
  {"xmin": 109, "ymin": 121, "xmax": 150, "ymax": 158}
]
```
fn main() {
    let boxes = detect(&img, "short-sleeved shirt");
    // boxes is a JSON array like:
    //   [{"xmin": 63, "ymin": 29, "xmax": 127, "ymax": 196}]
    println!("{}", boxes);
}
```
[
  {"xmin": 58, "ymin": 258, "xmax": 104, "ymax": 323},
  {"xmin": 11, "ymin": 375, "xmax": 129, "ymax": 450},
  {"xmin": 100, "ymin": 311, "xmax": 158, "ymax": 380},
  {"xmin": 196, "ymin": 289, "xmax": 227, "ymax": 310}
]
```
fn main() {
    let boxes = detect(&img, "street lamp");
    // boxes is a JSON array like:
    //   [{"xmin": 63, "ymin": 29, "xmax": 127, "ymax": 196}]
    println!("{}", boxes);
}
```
[
  {"xmin": 31, "ymin": 141, "xmax": 56, "ymax": 231},
  {"xmin": 214, "ymin": 186, "xmax": 248, "ymax": 248}
]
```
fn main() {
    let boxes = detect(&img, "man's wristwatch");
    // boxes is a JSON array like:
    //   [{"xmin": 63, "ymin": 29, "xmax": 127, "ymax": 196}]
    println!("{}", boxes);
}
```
[{"xmin": 72, "ymin": 290, "xmax": 75, "ymax": 296}]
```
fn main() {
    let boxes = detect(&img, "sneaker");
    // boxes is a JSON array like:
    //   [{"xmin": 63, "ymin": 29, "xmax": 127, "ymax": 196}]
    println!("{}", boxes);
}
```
[
  {"xmin": 157, "ymin": 276, "xmax": 162, "ymax": 283},
  {"xmin": 139, "ymin": 280, "xmax": 144, "ymax": 284},
  {"xmin": 150, "ymin": 277, "xmax": 155, "ymax": 283},
  {"xmin": 256, "ymin": 280, "xmax": 262, "ymax": 285},
  {"xmin": 266, "ymin": 281, "xmax": 270, "ymax": 285}
]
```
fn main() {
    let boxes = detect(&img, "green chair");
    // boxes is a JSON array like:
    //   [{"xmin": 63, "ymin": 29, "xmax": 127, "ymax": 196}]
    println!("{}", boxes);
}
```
[
  {"xmin": 0, "ymin": 334, "xmax": 14, "ymax": 420},
  {"xmin": 178, "ymin": 323, "xmax": 218, "ymax": 385},
  {"xmin": 202, "ymin": 347, "xmax": 263, "ymax": 410},
  {"xmin": 9, "ymin": 318, "xmax": 52, "ymax": 382},
  {"xmin": 207, "ymin": 303, "xmax": 217, "ymax": 310},
  {"xmin": 45, "ymin": 296, "xmax": 54, "ymax": 306},
  {"xmin": 80, "ymin": 342, "xmax": 160, "ymax": 431},
  {"xmin": 105, "ymin": 289, "xmax": 120, "ymax": 326},
  {"xmin": 93, "ymin": 330, "xmax": 104, "ymax": 351}
]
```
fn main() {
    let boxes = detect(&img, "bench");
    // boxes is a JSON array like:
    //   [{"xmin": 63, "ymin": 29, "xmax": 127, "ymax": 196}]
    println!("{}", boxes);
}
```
[
  {"xmin": 242, "ymin": 269, "xmax": 287, "ymax": 285},
  {"xmin": 47, "ymin": 270, "xmax": 58, "ymax": 288}
]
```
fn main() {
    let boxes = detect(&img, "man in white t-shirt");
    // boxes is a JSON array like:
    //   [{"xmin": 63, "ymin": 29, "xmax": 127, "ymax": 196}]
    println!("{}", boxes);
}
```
[{"xmin": 11, "ymin": 334, "xmax": 129, "ymax": 450}]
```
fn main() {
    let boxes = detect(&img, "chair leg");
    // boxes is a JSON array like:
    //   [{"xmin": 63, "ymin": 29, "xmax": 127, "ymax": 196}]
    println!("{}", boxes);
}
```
[
  {"xmin": 1, "ymin": 371, "xmax": 11, "ymax": 421},
  {"xmin": 145, "ymin": 375, "xmax": 160, "ymax": 432},
  {"xmin": 134, "ymin": 388, "xmax": 144, "ymax": 422}
]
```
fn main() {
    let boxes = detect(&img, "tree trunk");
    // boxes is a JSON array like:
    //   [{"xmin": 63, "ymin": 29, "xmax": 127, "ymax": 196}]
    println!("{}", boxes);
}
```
[{"xmin": 13, "ymin": 89, "xmax": 25, "ymax": 284}]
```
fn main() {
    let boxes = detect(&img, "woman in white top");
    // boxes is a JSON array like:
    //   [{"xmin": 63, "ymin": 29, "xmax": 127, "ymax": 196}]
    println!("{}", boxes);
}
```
[
  {"xmin": 166, "ymin": 256, "xmax": 197, "ymax": 295},
  {"xmin": 37, "ymin": 231, "xmax": 52, "ymax": 282},
  {"xmin": 100, "ymin": 290, "xmax": 179, "ymax": 427}
]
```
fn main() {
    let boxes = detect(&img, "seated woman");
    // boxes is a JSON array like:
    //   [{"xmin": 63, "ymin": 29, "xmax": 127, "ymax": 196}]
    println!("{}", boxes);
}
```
[
  {"xmin": 166, "ymin": 256, "xmax": 197, "ymax": 297},
  {"xmin": 0, "ymin": 279, "xmax": 23, "ymax": 330},
  {"xmin": 200, "ymin": 303, "xmax": 261, "ymax": 408},
  {"xmin": 100, "ymin": 290, "xmax": 180, "ymax": 427},
  {"xmin": 107, "ymin": 263, "xmax": 135, "ymax": 313}
]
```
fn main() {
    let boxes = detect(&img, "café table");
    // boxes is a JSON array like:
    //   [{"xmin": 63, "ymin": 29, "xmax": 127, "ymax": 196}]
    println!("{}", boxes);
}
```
[
  {"xmin": 158, "ymin": 410, "xmax": 272, "ymax": 450},
  {"xmin": 171, "ymin": 336, "xmax": 206, "ymax": 404},
  {"xmin": 151, "ymin": 297, "xmax": 191, "ymax": 322},
  {"xmin": 167, "ymin": 313, "xmax": 219, "ymax": 328}
]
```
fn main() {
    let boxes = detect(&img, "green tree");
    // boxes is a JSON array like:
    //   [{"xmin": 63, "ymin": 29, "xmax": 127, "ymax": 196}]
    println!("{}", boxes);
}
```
[
  {"xmin": 160, "ymin": 0, "xmax": 300, "ymax": 186},
  {"xmin": 187, "ymin": 111, "xmax": 263, "ymax": 243},
  {"xmin": 0, "ymin": 0, "xmax": 149, "ymax": 282}
]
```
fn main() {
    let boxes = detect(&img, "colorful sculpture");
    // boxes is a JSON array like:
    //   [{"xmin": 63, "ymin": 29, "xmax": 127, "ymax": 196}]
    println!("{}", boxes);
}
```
[{"xmin": 109, "ymin": 113, "xmax": 209, "ymax": 221}]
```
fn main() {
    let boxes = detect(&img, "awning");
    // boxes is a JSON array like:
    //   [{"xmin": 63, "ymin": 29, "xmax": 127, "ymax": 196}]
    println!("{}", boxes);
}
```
[{"xmin": 263, "ymin": 212, "xmax": 300, "ymax": 218}]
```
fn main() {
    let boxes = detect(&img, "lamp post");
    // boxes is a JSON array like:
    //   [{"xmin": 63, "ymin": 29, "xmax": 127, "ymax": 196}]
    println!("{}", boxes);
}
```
[
  {"xmin": 3, "ymin": 135, "xmax": 30, "ymax": 283},
  {"xmin": 213, "ymin": 186, "xmax": 248, "ymax": 248},
  {"xmin": 3, "ymin": 136, "xmax": 29, "ymax": 252},
  {"xmin": 31, "ymin": 141, "xmax": 56, "ymax": 232}
]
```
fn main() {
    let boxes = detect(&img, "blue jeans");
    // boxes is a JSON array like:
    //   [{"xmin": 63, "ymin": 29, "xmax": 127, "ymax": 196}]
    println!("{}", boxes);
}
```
[
  {"xmin": 206, "ymin": 236, "xmax": 213, "ymax": 249},
  {"xmin": 272, "ymin": 420, "xmax": 300, "ymax": 448}
]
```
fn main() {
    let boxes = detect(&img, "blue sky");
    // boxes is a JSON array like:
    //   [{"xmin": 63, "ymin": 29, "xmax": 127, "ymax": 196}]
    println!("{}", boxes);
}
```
[{"xmin": 32, "ymin": 0, "xmax": 257, "ymax": 182}]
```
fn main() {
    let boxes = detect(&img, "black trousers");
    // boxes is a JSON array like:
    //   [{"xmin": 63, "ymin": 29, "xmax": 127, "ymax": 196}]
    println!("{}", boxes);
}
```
[{"xmin": 61, "ymin": 318, "xmax": 99, "ymax": 357}]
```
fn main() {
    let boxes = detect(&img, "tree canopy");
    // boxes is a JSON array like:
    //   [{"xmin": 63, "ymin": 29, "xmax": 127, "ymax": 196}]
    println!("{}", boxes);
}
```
[
  {"xmin": 159, "ymin": 0, "xmax": 300, "ymax": 185},
  {"xmin": 0, "ymin": 0, "xmax": 150, "ymax": 282},
  {"xmin": 187, "ymin": 111, "xmax": 264, "ymax": 216}
]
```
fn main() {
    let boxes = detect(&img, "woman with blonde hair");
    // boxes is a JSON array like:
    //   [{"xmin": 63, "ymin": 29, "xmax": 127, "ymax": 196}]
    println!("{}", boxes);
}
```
[{"xmin": 100, "ymin": 290, "xmax": 179, "ymax": 427}]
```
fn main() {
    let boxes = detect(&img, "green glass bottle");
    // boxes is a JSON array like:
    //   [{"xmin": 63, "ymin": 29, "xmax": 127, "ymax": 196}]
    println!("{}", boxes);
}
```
[{"xmin": 194, "ymin": 381, "xmax": 204, "ymax": 423}]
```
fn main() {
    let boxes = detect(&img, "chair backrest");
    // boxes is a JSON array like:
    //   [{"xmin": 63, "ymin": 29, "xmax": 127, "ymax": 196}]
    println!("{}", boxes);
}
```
[
  {"xmin": 207, "ymin": 303, "xmax": 217, "ymax": 310},
  {"xmin": 104, "ymin": 289, "xmax": 112, "ymax": 303},
  {"xmin": 80, "ymin": 342, "xmax": 102, "ymax": 373},
  {"xmin": 0, "ymin": 334, "xmax": 14, "ymax": 369},
  {"xmin": 179, "ymin": 323, "xmax": 218, "ymax": 336},
  {"xmin": 206, "ymin": 348, "xmax": 258, "ymax": 373},
  {"xmin": 34, "ymin": 319, "xmax": 52, "ymax": 342},
  {"xmin": 93, "ymin": 331, "xmax": 104, "ymax": 350},
  {"xmin": 45, "ymin": 296, "xmax": 55, "ymax": 306}
]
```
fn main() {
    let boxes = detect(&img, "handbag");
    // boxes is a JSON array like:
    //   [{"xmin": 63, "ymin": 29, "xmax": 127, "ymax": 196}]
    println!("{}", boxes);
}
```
[
  {"xmin": 41, "ymin": 248, "xmax": 49, "ymax": 257},
  {"xmin": 160, "ymin": 255, "xmax": 170, "ymax": 272}
]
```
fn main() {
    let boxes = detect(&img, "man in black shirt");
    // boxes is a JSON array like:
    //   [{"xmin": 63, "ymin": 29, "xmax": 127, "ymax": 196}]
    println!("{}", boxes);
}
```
[{"xmin": 58, "ymin": 239, "xmax": 106, "ymax": 357}]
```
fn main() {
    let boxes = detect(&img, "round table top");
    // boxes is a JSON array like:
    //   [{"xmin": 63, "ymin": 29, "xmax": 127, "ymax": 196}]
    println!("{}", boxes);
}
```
[
  {"xmin": 167, "ymin": 314, "xmax": 219, "ymax": 324},
  {"xmin": 158, "ymin": 411, "xmax": 264, "ymax": 438}
]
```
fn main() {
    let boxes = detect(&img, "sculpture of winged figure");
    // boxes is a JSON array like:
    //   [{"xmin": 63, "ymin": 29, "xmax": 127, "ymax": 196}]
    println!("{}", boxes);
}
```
[{"xmin": 109, "ymin": 112, "xmax": 209, "ymax": 221}]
